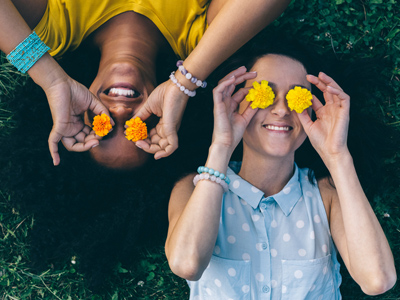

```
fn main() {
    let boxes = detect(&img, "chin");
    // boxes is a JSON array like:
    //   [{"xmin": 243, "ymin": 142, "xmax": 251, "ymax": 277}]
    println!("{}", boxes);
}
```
[{"xmin": 89, "ymin": 147, "xmax": 150, "ymax": 170}]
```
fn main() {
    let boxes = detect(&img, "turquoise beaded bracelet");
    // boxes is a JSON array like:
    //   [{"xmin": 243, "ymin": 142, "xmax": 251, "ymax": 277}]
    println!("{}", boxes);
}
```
[
  {"xmin": 6, "ymin": 31, "xmax": 50, "ymax": 74},
  {"xmin": 197, "ymin": 166, "xmax": 230, "ymax": 184}
]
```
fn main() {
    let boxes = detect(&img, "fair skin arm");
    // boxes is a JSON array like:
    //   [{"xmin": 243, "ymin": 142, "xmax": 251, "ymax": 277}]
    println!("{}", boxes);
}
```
[
  {"xmin": 135, "ymin": 0, "xmax": 290, "ymax": 159},
  {"xmin": 299, "ymin": 72, "xmax": 396, "ymax": 295},
  {"xmin": 165, "ymin": 68, "xmax": 258, "ymax": 280},
  {"xmin": 0, "ymin": 0, "xmax": 113, "ymax": 165}
]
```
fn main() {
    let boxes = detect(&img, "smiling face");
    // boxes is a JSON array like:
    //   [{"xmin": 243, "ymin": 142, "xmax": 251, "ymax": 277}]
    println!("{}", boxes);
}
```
[
  {"xmin": 85, "ymin": 59, "xmax": 155, "ymax": 169},
  {"xmin": 240, "ymin": 54, "xmax": 311, "ymax": 160}
]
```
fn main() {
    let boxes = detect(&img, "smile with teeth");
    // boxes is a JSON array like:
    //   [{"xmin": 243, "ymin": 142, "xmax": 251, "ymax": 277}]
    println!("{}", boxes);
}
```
[
  {"xmin": 264, "ymin": 125, "xmax": 291, "ymax": 131},
  {"xmin": 107, "ymin": 87, "xmax": 136, "ymax": 97}
]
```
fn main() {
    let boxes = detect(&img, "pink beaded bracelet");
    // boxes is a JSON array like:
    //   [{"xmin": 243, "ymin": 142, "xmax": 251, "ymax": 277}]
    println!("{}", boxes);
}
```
[
  {"xmin": 169, "ymin": 72, "xmax": 196, "ymax": 97},
  {"xmin": 193, "ymin": 173, "xmax": 229, "ymax": 193},
  {"xmin": 176, "ymin": 60, "xmax": 207, "ymax": 88}
]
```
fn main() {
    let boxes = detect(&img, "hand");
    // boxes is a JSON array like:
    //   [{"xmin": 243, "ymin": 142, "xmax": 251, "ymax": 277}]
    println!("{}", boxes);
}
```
[
  {"xmin": 133, "ymin": 80, "xmax": 189, "ymax": 160},
  {"xmin": 212, "ymin": 66, "xmax": 258, "ymax": 154},
  {"xmin": 45, "ymin": 76, "xmax": 114, "ymax": 166},
  {"xmin": 297, "ymin": 72, "xmax": 350, "ymax": 164}
]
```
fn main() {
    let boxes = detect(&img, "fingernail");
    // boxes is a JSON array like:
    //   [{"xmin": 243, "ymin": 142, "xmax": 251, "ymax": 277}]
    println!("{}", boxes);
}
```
[
  {"xmin": 135, "ymin": 143, "xmax": 142, "ymax": 149},
  {"xmin": 250, "ymin": 71, "xmax": 257, "ymax": 74},
  {"xmin": 92, "ymin": 144, "xmax": 99, "ymax": 148},
  {"xmin": 229, "ymin": 75, "xmax": 235, "ymax": 79}
]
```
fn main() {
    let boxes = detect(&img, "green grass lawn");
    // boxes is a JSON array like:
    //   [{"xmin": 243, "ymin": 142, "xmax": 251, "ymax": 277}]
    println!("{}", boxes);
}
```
[{"xmin": 1, "ymin": 0, "xmax": 400, "ymax": 299}]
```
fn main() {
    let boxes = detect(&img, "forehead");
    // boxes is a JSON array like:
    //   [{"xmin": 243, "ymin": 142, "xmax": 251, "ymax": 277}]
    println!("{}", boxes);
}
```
[{"xmin": 245, "ymin": 54, "xmax": 310, "ymax": 90}]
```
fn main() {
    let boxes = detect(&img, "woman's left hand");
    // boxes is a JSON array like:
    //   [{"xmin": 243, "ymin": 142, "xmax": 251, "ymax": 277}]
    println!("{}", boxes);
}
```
[
  {"xmin": 133, "ymin": 80, "xmax": 189, "ymax": 160},
  {"xmin": 297, "ymin": 72, "xmax": 350, "ymax": 165}
]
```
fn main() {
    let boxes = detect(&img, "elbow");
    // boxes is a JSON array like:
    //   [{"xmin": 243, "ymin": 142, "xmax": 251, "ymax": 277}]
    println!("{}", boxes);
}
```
[
  {"xmin": 167, "ymin": 253, "xmax": 205, "ymax": 281},
  {"xmin": 361, "ymin": 270, "xmax": 397, "ymax": 296}
]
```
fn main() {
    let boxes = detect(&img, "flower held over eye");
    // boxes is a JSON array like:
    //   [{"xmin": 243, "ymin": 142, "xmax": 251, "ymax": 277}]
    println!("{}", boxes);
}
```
[
  {"xmin": 92, "ymin": 113, "xmax": 112, "ymax": 137},
  {"xmin": 125, "ymin": 117, "xmax": 148, "ymax": 142},
  {"xmin": 246, "ymin": 80, "xmax": 275, "ymax": 109},
  {"xmin": 286, "ymin": 86, "xmax": 313, "ymax": 113}
]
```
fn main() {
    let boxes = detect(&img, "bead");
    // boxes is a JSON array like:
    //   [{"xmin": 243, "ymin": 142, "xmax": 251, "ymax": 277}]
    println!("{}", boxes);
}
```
[
  {"xmin": 204, "ymin": 167, "xmax": 209, "ymax": 173},
  {"xmin": 199, "ymin": 173, "xmax": 205, "ymax": 180},
  {"xmin": 209, "ymin": 168, "xmax": 214, "ymax": 175},
  {"xmin": 178, "ymin": 65, "xmax": 184, "ymax": 71},
  {"xmin": 210, "ymin": 175, "xmax": 216, "ymax": 181},
  {"xmin": 202, "ymin": 81, "xmax": 207, "ymax": 88},
  {"xmin": 196, "ymin": 80, "xmax": 203, "ymax": 87},
  {"xmin": 219, "ymin": 173, "xmax": 225, "ymax": 179},
  {"xmin": 185, "ymin": 72, "xmax": 192, "ymax": 80},
  {"xmin": 184, "ymin": 89, "xmax": 189, "ymax": 95},
  {"xmin": 177, "ymin": 82, "xmax": 181, "ymax": 87},
  {"xmin": 214, "ymin": 171, "xmax": 220, "ymax": 177},
  {"xmin": 176, "ymin": 60, "xmax": 183, "ymax": 67},
  {"xmin": 197, "ymin": 166, "xmax": 202, "ymax": 173},
  {"xmin": 191, "ymin": 76, "xmax": 197, "ymax": 83},
  {"xmin": 204, "ymin": 173, "xmax": 210, "ymax": 179},
  {"xmin": 175, "ymin": 60, "xmax": 207, "ymax": 89},
  {"xmin": 216, "ymin": 177, "xmax": 222, "ymax": 183}
]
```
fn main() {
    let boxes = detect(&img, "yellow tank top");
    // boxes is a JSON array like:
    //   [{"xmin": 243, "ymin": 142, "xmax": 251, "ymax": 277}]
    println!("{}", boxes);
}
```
[{"xmin": 34, "ymin": 0, "xmax": 210, "ymax": 59}]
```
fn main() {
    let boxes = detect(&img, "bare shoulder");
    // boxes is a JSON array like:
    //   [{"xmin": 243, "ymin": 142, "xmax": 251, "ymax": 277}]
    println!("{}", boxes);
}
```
[
  {"xmin": 317, "ymin": 177, "xmax": 338, "ymax": 222},
  {"xmin": 12, "ymin": 0, "xmax": 48, "ymax": 29}
]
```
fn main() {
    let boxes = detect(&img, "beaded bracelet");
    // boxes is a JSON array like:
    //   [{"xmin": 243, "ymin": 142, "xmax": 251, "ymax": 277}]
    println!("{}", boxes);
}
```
[
  {"xmin": 193, "ymin": 173, "xmax": 229, "ymax": 193},
  {"xmin": 197, "ymin": 166, "xmax": 230, "ymax": 184},
  {"xmin": 169, "ymin": 72, "xmax": 196, "ymax": 97},
  {"xmin": 176, "ymin": 60, "xmax": 207, "ymax": 88},
  {"xmin": 6, "ymin": 31, "xmax": 50, "ymax": 74}
]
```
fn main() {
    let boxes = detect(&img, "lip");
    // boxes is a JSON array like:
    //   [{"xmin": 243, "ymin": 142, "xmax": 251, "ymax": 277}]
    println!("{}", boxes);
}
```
[{"xmin": 102, "ymin": 82, "xmax": 143, "ymax": 101}]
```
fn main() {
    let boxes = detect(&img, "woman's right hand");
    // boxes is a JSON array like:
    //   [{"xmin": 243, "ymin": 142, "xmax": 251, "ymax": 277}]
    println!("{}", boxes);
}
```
[
  {"xmin": 211, "ymin": 66, "xmax": 258, "ymax": 154},
  {"xmin": 44, "ymin": 73, "xmax": 113, "ymax": 166}
]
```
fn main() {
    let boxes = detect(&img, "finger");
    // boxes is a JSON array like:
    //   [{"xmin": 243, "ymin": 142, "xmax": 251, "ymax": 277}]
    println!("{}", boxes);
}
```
[
  {"xmin": 297, "ymin": 109, "xmax": 314, "ymax": 135},
  {"xmin": 213, "ymin": 76, "xmax": 236, "ymax": 103},
  {"xmin": 154, "ymin": 132, "xmax": 178, "ymax": 159},
  {"xmin": 232, "ymin": 87, "xmax": 250, "ymax": 105},
  {"xmin": 218, "ymin": 66, "xmax": 247, "ymax": 84},
  {"xmin": 311, "ymin": 95, "xmax": 324, "ymax": 112},
  {"xmin": 307, "ymin": 75, "xmax": 334, "ymax": 105},
  {"xmin": 135, "ymin": 139, "xmax": 162, "ymax": 154},
  {"xmin": 61, "ymin": 136, "xmax": 99, "ymax": 152},
  {"xmin": 233, "ymin": 71, "xmax": 257, "ymax": 86},
  {"xmin": 48, "ymin": 130, "xmax": 61, "ymax": 166},
  {"xmin": 89, "ymin": 96, "xmax": 115, "ymax": 126},
  {"xmin": 318, "ymin": 72, "xmax": 343, "ymax": 91},
  {"xmin": 240, "ymin": 105, "xmax": 258, "ymax": 125},
  {"xmin": 133, "ymin": 102, "xmax": 153, "ymax": 122},
  {"xmin": 326, "ymin": 86, "xmax": 350, "ymax": 109}
]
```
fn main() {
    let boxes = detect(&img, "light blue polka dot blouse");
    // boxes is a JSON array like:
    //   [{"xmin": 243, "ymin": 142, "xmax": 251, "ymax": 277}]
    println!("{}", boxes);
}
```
[{"xmin": 187, "ymin": 162, "xmax": 342, "ymax": 300}]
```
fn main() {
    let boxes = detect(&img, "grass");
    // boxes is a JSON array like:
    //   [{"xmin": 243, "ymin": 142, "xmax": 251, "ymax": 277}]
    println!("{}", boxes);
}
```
[{"xmin": 1, "ymin": 0, "xmax": 400, "ymax": 299}]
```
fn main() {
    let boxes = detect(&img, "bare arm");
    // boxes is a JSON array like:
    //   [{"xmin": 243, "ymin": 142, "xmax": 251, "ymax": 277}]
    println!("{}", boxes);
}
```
[
  {"xmin": 0, "ymin": 0, "xmax": 112, "ymax": 165},
  {"xmin": 165, "ymin": 68, "xmax": 258, "ymax": 280},
  {"xmin": 135, "ymin": 0, "xmax": 290, "ymax": 159},
  {"xmin": 299, "ymin": 72, "xmax": 396, "ymax": 295}
]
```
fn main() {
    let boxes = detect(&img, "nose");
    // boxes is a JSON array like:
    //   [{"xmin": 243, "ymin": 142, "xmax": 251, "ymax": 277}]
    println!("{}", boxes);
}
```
[
  {"xmin": 270, "ymin": 95, "xmax": 290, "ymax": 117},
  {"xmin": 109, "ymin": 105, "xmax": 134, "ymax": 123}
]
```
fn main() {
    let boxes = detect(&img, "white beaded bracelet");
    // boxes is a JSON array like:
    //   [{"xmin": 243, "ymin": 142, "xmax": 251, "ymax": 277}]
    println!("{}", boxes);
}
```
[
  {"xmin": 193, "ymin": 173, "xmax": 229, "ymax": 193},
  {"xmin": 169, "ymin": 72, "xmax": 196, "ymax": 97}
]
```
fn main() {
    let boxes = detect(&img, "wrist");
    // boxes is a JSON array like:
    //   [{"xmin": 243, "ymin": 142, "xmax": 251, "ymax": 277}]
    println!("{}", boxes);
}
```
[
  {"xmin": 28, "ymin": 53, "xmax": 69, "ymax": 91},
  {"xmin": 322, "ymin": 150, "xmax": 353, "ymax": 174},
  {"xmin": 205, "ymin": 144, "xmax": 232, "ymax": 173}
]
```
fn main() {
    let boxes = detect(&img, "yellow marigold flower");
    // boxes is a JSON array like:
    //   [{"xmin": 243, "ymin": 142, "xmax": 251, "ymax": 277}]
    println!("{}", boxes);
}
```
[
  {"xmin": 92, "ymin": 113, "xmax": 112, "ymax": 137},
  {"xmin": 125, "ymin": 117, "xmax": 148, "ymax": 142},
  {"xmin": 245, "ymin": 80, "xmax": 275, "ymax": 109},
  {"xmin": 286, "ymin": 86, "xmax": 313, "ymax": 113}
]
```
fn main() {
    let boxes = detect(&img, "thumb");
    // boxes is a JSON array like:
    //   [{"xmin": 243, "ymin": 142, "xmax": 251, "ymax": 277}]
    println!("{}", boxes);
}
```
[
  {"xmin": 297, "ymin": 110, "xmax": 313, "ymax": 135},
  {"xmin": 133, "ymin": 102, "xmax": 152, "ymax": 122},
  {"xmin": 88, "ymin": 94, "xmax": 115, "ymax": 126}
]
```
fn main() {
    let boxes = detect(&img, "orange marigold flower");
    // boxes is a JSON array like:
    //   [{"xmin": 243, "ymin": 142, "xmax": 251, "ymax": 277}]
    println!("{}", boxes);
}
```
[
  {"xmin": 245, "ymin": 80, "xmax": 275, "ymax": 109},
  {"xmin": 125, "ymin": 117, "xmax": 148, "ymax": 142},
  {"xmin": 286, "ymin": 86, "xmax": 313, "ymax": 113},
  {"xmin": 92, "ymin": 113, "xmax": 112, "ymax": 137}
]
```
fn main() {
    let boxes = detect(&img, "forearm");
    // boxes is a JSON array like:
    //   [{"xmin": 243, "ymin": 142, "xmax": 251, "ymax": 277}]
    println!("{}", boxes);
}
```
[
  {"xmin": 177, "ymin": 0, "xmax": 290, "ymax": 89},
  {"xmin": 166, "ymin": 144, "xmax": 231, "ymax": 280},
  {"xmin": 327, "ymin": 153, "xmax": 396, "ymax": 292}
]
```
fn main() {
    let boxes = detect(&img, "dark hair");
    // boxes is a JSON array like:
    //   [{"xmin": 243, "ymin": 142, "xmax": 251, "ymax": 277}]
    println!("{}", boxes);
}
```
[{"xmin": 213, "ymin": 31, "xmax": 399, "ymax": 196}]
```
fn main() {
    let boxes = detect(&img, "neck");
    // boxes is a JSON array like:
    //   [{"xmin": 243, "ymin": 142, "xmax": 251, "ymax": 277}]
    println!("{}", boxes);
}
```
[
  {"xmin": 238, "ymin": 147, "xmax": 295, "ymax": 197},
  {"xmin": 93, "ymin": 12, "xmax": 168, "ymax": 83}
]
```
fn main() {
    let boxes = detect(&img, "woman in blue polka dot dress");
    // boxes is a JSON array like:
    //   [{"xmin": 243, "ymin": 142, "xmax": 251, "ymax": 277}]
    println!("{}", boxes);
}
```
[{"xmin": 165, "ymin": 39, "xmax": 397, "ymax": 299}]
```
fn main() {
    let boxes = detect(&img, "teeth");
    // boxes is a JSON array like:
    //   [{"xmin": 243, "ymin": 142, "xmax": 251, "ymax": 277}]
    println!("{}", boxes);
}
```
[
  {"xmin": 109, "ymin": 87, "xmax": 134, "ymax": 97},
  {"xmin": 265, "ymin": 125, "xmax": 290, "ymax": 131}
]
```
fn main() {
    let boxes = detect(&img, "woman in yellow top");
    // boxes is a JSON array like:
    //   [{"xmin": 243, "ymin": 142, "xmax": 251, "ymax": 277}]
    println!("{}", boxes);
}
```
[{"xmin": 0, "ymin": 0, "xmax": 290, "ymax": 169}]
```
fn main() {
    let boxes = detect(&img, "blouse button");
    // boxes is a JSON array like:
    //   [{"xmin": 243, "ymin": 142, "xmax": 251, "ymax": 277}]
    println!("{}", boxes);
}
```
[
  {"xmin": 260, "ymin": 203, "xmax": 267, "ymax": 210},
  {"xmin": 262, "ymin": 243, "xmax": 268, "ymax": 250},
  {"xmin": 262, "ymin": 285, "xmax": 270, "ymax": 293}
]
